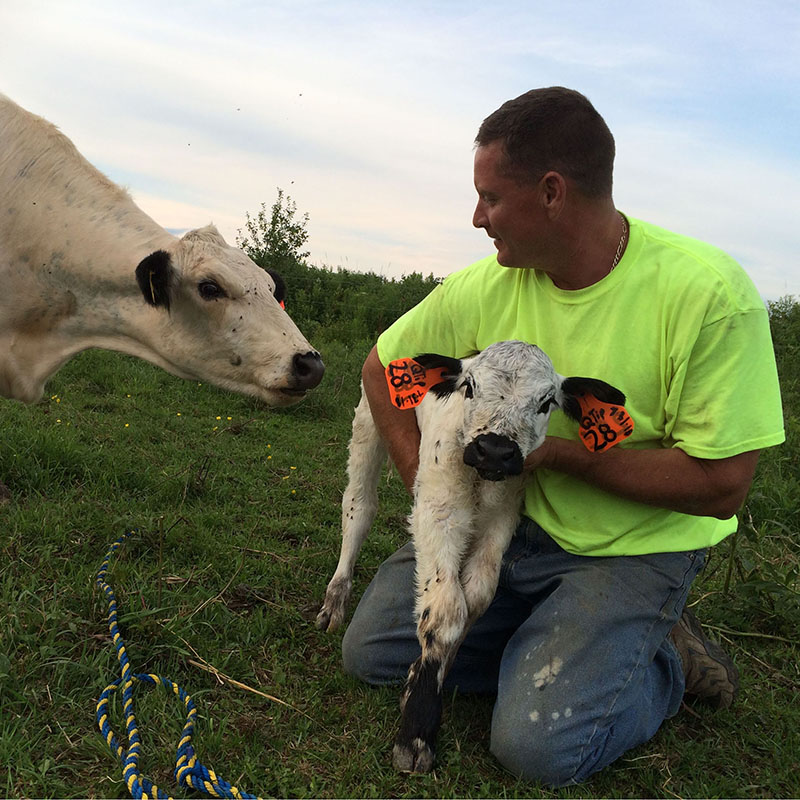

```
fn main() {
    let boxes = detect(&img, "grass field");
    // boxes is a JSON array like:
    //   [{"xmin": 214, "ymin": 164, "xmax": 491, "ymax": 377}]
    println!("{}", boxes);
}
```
[{"xmin": 1, "ymin": 331, "xmax": 798, "ymax": 799}]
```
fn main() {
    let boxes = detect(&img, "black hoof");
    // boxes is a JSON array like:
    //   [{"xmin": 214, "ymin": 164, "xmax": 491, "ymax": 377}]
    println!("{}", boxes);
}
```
[{"xmin": 392, "ymin": 738, "xmax": 435, "ymax": 773}]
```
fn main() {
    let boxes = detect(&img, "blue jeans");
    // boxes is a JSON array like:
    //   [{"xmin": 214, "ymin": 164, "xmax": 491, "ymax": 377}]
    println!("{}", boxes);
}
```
[{"xmin": 342, "ymin": 517, "xmax": 706, "ymax": 787}]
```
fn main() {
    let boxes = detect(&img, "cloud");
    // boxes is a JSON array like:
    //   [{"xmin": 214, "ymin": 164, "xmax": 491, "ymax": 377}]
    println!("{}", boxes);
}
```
[{"xmin": 1, "ymin": 0, "xmax": 798, "ymax": 297}]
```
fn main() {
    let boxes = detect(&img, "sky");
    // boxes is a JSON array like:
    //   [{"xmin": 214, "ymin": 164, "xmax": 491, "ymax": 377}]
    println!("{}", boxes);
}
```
[{"xmin": 1, "ymin": 0, "xmax": 798, "ymax": 299}]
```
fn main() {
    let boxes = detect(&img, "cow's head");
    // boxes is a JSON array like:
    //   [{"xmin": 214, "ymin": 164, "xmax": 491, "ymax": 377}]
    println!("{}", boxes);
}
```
[
  {"xmin": 135, "ymin": 225, "xmax": 323, "ymax": 407},
  {"xmin": 415, "ymin": 340, "xmax": 624, "ymax": 481}
]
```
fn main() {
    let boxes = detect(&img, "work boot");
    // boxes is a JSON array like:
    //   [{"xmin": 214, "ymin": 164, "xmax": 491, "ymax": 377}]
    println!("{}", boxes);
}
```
[{"xmin": 670, "ymin": 608, "xmax": 739, "ymax": 709}]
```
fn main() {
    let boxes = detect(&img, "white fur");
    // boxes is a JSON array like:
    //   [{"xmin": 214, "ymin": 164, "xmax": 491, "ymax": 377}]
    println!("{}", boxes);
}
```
[
  {"xmin": 317, "ymin": 341, "xmax": 568, "ymax": 635},
  {"xmin": 0, "ymin": 93, "xmax": 320, "ymax": 407}
]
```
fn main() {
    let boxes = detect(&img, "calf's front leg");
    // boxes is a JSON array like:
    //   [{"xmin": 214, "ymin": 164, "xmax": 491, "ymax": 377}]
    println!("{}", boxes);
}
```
[{"xmin": 460, "ymin": 478, "xmax": 524, "ymax": 626}]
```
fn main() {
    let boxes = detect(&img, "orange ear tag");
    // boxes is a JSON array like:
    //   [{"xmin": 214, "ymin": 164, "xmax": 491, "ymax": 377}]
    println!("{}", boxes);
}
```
[
  {"xmin": 575, "ymin": 395, "xmax": 634, "ymax": 452},
  {"xmin": 385, "ymin": 358, "xmax": 451, "ymax": 410}
]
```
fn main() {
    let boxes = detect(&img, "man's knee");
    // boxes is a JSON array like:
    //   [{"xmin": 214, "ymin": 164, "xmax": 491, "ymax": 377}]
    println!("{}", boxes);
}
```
[
  {"xmin": 489, "ymin": 694, "xmax": 607, "ymax": 787},
  {"xmin": 341, "ymin": 618, "xmax": 378, "ymax": 683},
  {"xmin": 490, "ymin": 718, "xmax": 580, "ymax": 788},
  {"xmin": 341, "ymin": 608, "xmax": 417, "ymax": 686}
]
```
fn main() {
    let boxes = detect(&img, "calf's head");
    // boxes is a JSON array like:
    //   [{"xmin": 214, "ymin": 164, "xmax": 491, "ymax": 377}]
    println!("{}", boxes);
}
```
[
  {"xmin": 416, "ymin": 340, "xmax": 624, "ymax": 481},
  {"xmin": 135, "ymin": 225, "xmax": 323, "ymax": 407}
]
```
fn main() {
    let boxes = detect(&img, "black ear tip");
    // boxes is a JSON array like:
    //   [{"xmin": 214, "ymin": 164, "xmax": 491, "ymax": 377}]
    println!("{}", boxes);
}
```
[
  {"xmin": 560, "ymin": 377, "xmax": 626, "ymax": 420},
  {"xmin": 413, "ymin": 353, "xmax": 462, "ymax": 375},
  {"xmin": 135, "ymin": 250, "xmax": 173, "ymax": 310},
  {"xmin": 266, "ymin": 268, "xmax": 286, "ymax": 305}
]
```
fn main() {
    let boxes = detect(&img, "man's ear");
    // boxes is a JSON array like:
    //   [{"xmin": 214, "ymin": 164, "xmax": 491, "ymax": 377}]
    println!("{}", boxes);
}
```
[
  {"xmin": 558, "ymin": 376, "xmax": 626, "ymax": 421},
  {"xmin": 413, "ymin": 353, "xmax": 463, "ymax": 397},
  {"xmin": 540, "ymin": 171, "xmax": 567, "ymax": 217},
  {"xmin": 136, "ymin": 250, "xmax": 174, "ymax": 311}
]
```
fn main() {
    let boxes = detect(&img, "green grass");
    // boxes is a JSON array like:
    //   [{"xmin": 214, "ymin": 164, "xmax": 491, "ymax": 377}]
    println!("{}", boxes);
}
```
[{"xmin": 1, "ymin": 337, "xmax": 798, "ymax": 798}]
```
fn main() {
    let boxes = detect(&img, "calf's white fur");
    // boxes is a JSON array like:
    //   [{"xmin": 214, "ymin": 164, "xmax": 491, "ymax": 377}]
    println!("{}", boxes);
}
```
[{"xmin": 317, "ymin": 340, "xmax": 625, "ymax": 773}]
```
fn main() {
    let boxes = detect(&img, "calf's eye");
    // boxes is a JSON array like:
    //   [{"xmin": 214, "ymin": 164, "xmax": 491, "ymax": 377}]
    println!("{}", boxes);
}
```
[
  {"xmin": 463, "ymin": 381, "xmax": 474, "ymax": 399},
  {"xmin": 537, "ymin": 397, "xmax": 555, "ymax": 414},
  {"xmin": 198, "ymin": 279, "xmax": 226, "ymax": 300}
]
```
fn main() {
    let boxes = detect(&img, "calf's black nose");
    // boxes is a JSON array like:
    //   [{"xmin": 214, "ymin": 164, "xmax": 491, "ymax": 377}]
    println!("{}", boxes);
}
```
[
  {"xmin": 292, "ymin": 351, "xmax": 325, "ymax": 390},
  {"xmin": 463, "ymin": 433, "xmax": 523, "ymax": 480}
]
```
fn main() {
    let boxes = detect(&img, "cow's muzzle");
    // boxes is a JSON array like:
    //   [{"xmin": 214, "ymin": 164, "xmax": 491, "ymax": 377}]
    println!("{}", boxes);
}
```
[
  {"xmin": 463, "ymin": 433, "xmax": 523, "ymax": 481},
  {"xmin": 281, "ymin": 351, "xmax": 325, "ymax": 396}
]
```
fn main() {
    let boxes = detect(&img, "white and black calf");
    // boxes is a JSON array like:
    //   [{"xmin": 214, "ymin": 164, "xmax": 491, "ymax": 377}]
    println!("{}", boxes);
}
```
[{"xmin": 317, "ymin": 340, "xmax": 625, "ymax": 773}]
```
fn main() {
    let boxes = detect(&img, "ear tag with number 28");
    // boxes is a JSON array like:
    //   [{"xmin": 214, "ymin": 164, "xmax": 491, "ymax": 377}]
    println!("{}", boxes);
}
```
[
  {"xmin": 385, "ymin": 358, "xmax": 450, "ymax": 410},
  {"xmin": 576, "ymin": 394, "xmax": 634, "ymax": 452}
]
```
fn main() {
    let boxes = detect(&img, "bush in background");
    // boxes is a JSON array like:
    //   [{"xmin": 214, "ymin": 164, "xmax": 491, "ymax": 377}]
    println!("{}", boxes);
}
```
[{"xmin": 237, "ymin": 188, "xmax": 440, "ymax": 342}]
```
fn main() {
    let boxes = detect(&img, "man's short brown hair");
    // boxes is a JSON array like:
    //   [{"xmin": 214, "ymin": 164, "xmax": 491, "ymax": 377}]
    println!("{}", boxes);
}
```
[{"xmin": 475, "ymin": 87, "xmax": 615, "ymax": 198}]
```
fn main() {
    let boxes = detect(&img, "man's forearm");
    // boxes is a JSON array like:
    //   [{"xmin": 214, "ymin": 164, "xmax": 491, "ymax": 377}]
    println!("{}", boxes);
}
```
[{"xmin": 528, "ymin": 438, "xmax": 760, "ymax": 519}]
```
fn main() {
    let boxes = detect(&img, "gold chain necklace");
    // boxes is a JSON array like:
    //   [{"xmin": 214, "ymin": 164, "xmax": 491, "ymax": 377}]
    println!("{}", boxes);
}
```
[{"xmin": 610, "ymin": 212, "xmax": 628, "ymax": 271}]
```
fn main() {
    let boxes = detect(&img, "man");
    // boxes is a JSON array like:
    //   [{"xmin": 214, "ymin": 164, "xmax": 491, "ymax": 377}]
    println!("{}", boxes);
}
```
[{"xmin": 341, "ymin": 87, "xmax": 785, "ymax": 786}]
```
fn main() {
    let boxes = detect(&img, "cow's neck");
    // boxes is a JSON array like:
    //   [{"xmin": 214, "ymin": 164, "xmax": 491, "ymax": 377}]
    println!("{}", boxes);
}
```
[{"xmin": 3, "ymin": 192, "xmax": 179, "ymax": 402}]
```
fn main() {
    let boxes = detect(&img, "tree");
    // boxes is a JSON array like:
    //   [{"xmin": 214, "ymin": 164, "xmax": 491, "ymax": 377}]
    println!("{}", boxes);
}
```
[
  {"xmin": 237, "ymin": 189, "xmax": 441, "ymax": 340},
  {"xmin": 237, "ymin": 187, "xmax": 310, "ymax": 268}
]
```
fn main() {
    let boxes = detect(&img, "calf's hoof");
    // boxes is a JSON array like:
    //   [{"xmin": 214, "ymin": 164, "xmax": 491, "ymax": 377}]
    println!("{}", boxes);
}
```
[
  {"xmin": 314, "ymin": 603, "xmax": 342, "ymax": 632},
  {"xmin": 392, "ymin": 738, "xmax": 435, "ymax": 773},
  {"xmin": 314, "ymin": 580, "xmax": 351, "ymax": 631}
]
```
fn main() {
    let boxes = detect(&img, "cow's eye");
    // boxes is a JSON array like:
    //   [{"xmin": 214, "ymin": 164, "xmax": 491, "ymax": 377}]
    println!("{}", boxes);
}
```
[
  {"xmin": 463, "ymin": 380, "xmax": 474, "ymax": 399},
  {"xmin": 537, "ymin": 396, "xmax": 555, "ymax": 414},
  {"xmin": 198, "ymin": 279, "xmax": 226, "ymax": 300}
]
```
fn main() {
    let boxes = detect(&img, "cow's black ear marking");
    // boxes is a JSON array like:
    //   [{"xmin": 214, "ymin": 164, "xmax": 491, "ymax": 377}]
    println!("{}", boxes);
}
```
[
  {"xmin": 267, "ymin": 269, "xmax": 286, "ymax": 305},
  {"xmin": 413, "ymin": 353, "xmax": 463, "ymax": 397},
  {"xmin": 136, "ymin": 250, "xmax": 174, "ymax": 311},
  {"xmin": 559, "ymin": 377, "xmax": 626, "ymax": 421}
]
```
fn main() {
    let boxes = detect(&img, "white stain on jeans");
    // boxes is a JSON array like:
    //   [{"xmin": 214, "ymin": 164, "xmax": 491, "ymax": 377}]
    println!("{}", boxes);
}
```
[{"xmin": 533, "ymin": 656, "xmax": 563, "ymax": 689}]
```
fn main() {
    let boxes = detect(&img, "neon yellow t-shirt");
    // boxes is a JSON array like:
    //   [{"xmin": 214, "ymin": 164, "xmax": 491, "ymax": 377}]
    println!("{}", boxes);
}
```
[{"xmin": 377, "ymin": 217, "xmax": 785, "ymax": 556}]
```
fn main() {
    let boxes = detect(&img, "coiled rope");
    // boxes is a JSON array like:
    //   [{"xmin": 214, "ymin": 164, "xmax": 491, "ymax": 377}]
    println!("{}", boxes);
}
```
[{"xmin": 95, "ymin": 530, "xmax": 262, "ymax": 799}]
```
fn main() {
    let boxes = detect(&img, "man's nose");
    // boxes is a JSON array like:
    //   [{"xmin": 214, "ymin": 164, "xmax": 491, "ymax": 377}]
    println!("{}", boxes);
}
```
[{"xmin": 472, "ymin": 200, "xmax": 487, "ymax": 229}]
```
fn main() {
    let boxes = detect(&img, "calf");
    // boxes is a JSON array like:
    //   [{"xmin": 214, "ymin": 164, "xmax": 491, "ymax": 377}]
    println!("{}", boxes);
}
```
[
  {"xmin": 317, "ymin": 340, "xmax": 626, "ymax": 773},
  {"xmin": 1, "ymin": 93, "xmax": 323, "ymax": 408}
]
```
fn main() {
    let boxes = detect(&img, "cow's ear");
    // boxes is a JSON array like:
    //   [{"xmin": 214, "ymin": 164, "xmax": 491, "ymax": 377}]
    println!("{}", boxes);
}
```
[
  {"xmin": 413, "ymin": 353, "xmax": 463, "ymax": 398},
  {"xmin": 136, "ymin": 250, "xmax": 174, "ymax": 311},
  {"xmin": 266, "ymin": 269, "xmax": 286, "ymax": 306},
  {"xmin": 558, "ymin": 377, "xmax": 626, "ymax": 421}
]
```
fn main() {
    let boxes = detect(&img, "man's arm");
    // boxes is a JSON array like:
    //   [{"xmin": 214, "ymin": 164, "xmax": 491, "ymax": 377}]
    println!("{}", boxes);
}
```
[
  {"xmin": 525, "ymin": 439, "xmax": 760, "ymax": 519},
  {"xmin": 362, "ymin": 345, "xmax": 421, "ymax": 494}
]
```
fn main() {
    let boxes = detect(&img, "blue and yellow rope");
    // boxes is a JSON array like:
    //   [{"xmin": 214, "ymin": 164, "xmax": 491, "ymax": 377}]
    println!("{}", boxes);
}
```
[{"xmin": 95, "ymin": 530, "xmax": 262, "ymax": 800}]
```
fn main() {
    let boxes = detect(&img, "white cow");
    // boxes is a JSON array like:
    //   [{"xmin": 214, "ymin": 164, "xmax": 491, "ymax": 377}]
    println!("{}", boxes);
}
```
[
  {"xmin": 317, "ymin": 340, "xmax": 625, "ymax": 773},
  {"xmin": 0, "ymin": 93, "xmax": 324, "ymax": 410}
]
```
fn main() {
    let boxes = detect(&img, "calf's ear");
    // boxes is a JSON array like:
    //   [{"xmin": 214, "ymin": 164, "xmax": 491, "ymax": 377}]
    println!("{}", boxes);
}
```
[
  {"xmin": 136, "ymin": 250, "xmax": 174, "ymax": 311},
  {"xmin": 412, "ymin": 353, "xmax": 463, "ymax": 397},
  {"xmin": 558, "ymin": 377, "xmax": 626, "ymax": 421}
]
